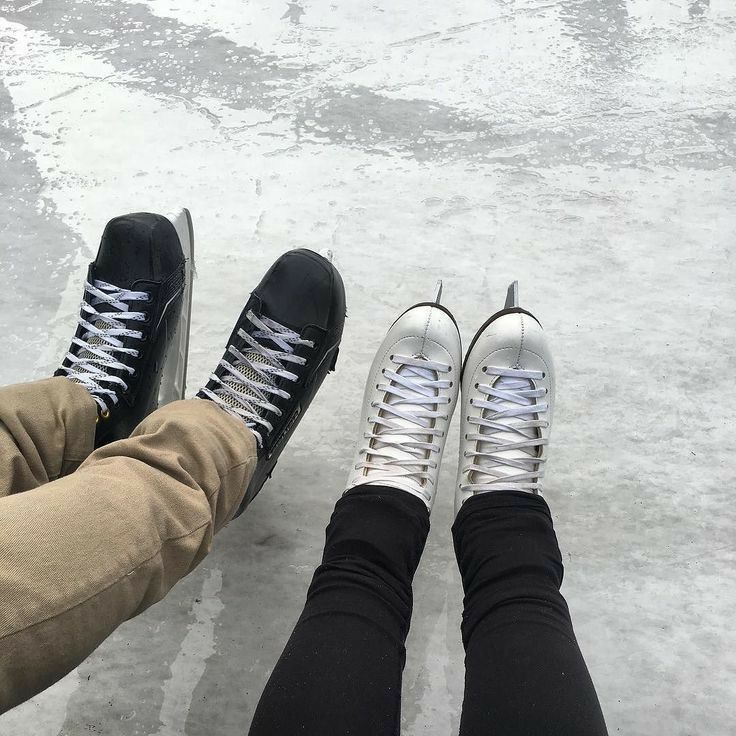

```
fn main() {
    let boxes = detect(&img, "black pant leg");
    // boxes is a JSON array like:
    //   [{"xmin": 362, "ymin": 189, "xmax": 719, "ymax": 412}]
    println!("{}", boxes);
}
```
[
  {"xmin": 248, "ymin": 486, "xmax": 429, "ymax": 736},
  {"xmin": 453, "ymin": 491, "xmax": 608, "ymax": 736}
]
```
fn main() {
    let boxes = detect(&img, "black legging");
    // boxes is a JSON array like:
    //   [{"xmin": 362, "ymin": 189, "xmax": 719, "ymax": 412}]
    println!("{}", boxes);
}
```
[{"xmin": 248, "ymin": 486, "xmax": 608, "ymax": 736}]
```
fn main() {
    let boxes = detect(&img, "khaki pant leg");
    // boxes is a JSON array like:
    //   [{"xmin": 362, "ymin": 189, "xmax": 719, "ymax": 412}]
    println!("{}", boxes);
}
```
[
  {"xmin": 0, "ymin": 377, "xmax": 97, "ymax": 497},
  {"xmin": 0, "ymin": 399, "xmax": 256, "ymax": 713}
]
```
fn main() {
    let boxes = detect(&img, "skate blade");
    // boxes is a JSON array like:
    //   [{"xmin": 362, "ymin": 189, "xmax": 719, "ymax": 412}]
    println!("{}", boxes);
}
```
[
  {"xmin": 159, "ymin": 207, "xmax": 195, "ymax": 405},
  {"xmin": 504, "ymin": 280, "xmax": 519, "ymax": 309}
]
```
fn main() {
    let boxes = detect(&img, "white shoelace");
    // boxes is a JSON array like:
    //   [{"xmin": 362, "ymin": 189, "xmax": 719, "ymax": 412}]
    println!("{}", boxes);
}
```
[
  {"xmin": 462, "ymin": 366, "xmax": 549, "ymax": 494},
  {"xmin": 60, "ymin": 279, "xmax": 150, "ymax": 413},
  {"xmin": 199, "ymin": 311, "xmax": 314, "ymax": 446},
  {"xmin": 356, "ymin": 354, "xmax": 452, "ymax": 505}
]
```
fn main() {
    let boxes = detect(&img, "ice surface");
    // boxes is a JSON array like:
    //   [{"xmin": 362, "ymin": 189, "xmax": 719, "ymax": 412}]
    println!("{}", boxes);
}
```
[{"xmin": 0, "ymin": 1, "xmax": 735, "ymax": 734}]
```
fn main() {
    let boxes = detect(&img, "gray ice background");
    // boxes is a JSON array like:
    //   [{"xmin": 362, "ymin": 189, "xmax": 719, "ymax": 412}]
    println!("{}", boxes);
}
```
[{"xmin": 0, "ymin": 0, "xmax": 735, "ymax": 734}]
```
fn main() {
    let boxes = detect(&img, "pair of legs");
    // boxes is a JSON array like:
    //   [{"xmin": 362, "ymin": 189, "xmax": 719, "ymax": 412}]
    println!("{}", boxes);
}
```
[
  {"xmin": 248, "ymin": 487, "xmax": 607, "ymax": 735},
  {"xmin": 1, "ymin": 211, "xmax": 344, "ymax": 713},
  {"xmin": 249, "ymin": 292, "xmax": 608, "ymax": 734}
]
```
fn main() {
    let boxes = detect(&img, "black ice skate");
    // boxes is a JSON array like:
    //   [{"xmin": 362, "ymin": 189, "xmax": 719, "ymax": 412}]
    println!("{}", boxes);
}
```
[
  {"xmin": 57, "ymin": 210, "xmax": 194, "ymax": 447},
  {"xmin": 198, "ymin": 248, "xmax": 346, "ymax": 515}
]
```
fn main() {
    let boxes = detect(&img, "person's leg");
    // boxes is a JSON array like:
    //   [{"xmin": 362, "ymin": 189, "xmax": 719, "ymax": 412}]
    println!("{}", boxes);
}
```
[
  {"xmin": 0, "ymin": 377, "xmax": 98, "ymax": 497},
  {"xmin": 455, "ymin": 290, "xmax": 607, "ymax": 735},
  {"xmin": 248, "ymin": 486, "xmax": 428, "ymax": 736},
  {"xmin": 453, "ymin": 491, "xmax": 608, "ymax": 736},
  {"xmin": 250, "ymin": 298, "xmax": 462, "ymax": 735},
  {"xmin": 0, "ymin": 397, "xmax": 256, "ymax": 713}
]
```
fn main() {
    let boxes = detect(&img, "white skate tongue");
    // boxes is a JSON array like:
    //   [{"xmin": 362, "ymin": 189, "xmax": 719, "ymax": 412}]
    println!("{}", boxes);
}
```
[
  {"xmin": 370, "ymin": 359, "xmax": 437, "ymax": 474},
  {"xmin": 474, "ymin": 374, "xmax": 540, "ymax": 484}
]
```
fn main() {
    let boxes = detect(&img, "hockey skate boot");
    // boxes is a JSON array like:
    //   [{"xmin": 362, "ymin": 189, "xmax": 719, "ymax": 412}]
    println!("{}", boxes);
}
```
[
  {"xmin": 57, "ymin": 210, "xmax": 194, "ymax": 447},
  {"xmin": 198, "ymin": 248, "xmax": 346, "ymax": 516}
]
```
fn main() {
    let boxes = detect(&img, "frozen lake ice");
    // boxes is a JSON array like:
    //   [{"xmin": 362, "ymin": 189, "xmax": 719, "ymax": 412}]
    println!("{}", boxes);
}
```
[{"xmin": 0, "ymin": 1, "xmax": 735, "ymax": 734}]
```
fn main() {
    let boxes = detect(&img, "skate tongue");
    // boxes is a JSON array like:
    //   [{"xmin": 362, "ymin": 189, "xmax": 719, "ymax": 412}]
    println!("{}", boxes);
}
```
[
  {"xmin": 369, "ymin": 357, "xmax": 436, "ymax": 476},
  {"xmin": 219, "ymin": 347, "xmax": 281, "ymax": 411},
  {"xmin": 475, "ymin": 375, "xmax": 539, "ymax": 484},
  {"xmin": 67, "ymin": 280, "xmax": 141, "ymax": 387},
  {"xmin": 212, "ymin": 313, "xmax": 305, "ymax": 419}
]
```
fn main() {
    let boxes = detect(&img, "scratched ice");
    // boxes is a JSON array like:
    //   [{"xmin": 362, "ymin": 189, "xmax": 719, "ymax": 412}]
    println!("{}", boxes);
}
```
[{"xmin": 0, "ymin": 1, "xmax": 735, "ymax": 734}]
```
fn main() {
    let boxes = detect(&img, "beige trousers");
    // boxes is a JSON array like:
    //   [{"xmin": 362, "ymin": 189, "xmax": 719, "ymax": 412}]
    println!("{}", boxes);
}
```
[{"xmin": 0, "ymin": 377, "xmax": 257, "ymax": 713}]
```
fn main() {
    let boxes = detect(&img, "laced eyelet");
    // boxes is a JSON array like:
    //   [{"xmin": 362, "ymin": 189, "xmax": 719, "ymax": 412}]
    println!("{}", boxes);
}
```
[
  {"xmin": 474, "ymin": 382, "xmax": 479, "ymax": 389},
  {"xmin": 100, "ymin": 409, "xmax": 110, "ymax": 420},
  {"xmin": 542, "ymin": 372, "xmax": 546, "ymax": 378}
]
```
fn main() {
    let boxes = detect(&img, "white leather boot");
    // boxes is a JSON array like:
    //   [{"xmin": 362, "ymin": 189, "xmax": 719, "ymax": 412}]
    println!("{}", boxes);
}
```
[
  {"xmin": 455, "ymin": 282, "xmax": 554, "ymax": 516},
  {"xmin": 345, "ymin": 284, "xmax": 461, "ymax": 511}
]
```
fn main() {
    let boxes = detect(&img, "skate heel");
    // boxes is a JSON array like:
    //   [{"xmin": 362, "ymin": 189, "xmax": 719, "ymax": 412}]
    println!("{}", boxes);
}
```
[
  {"xmin": 504, "ymin": 280, "xmax": 519, "ymax": 309},
  {"xmin": 159, "ymin": 207, "xmax": 195, "ymax": 405},
  {"xmin": 462, "ymin": 281, "xmax": 548, "ymax": 378},
  {"xmin": 389, "ymin": 278, "xmax": 459, "ymax": 331},
  {"xmin": 502, "ymin": 280, "xmax": 543, "ymax": 326}
]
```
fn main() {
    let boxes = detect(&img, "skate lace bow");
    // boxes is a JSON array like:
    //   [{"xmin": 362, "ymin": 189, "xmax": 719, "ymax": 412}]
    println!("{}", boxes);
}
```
[
  {"xmin": 199, "ymin": 311, "xmax": 314, "ymax": 446},
  {"xmin": 356, "ymin": 354, "xmax": 452, "ymax": 505},
  {"xmin": 60, "ymin": 279, "xmax": 150, "ymax": 413},
  {"xmin": 462, "ymin": 366, "xmax": 549, "ymax": 493}
]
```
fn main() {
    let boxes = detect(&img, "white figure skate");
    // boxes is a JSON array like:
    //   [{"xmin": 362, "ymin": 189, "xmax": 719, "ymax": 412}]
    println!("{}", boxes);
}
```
[
  {"xmin": 346, "ymin": 282, "xmax": 461, "ymax": 511},
  {"xmin": 456, "ymin": 281, "xmax": 555, "ymax": 516}
]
